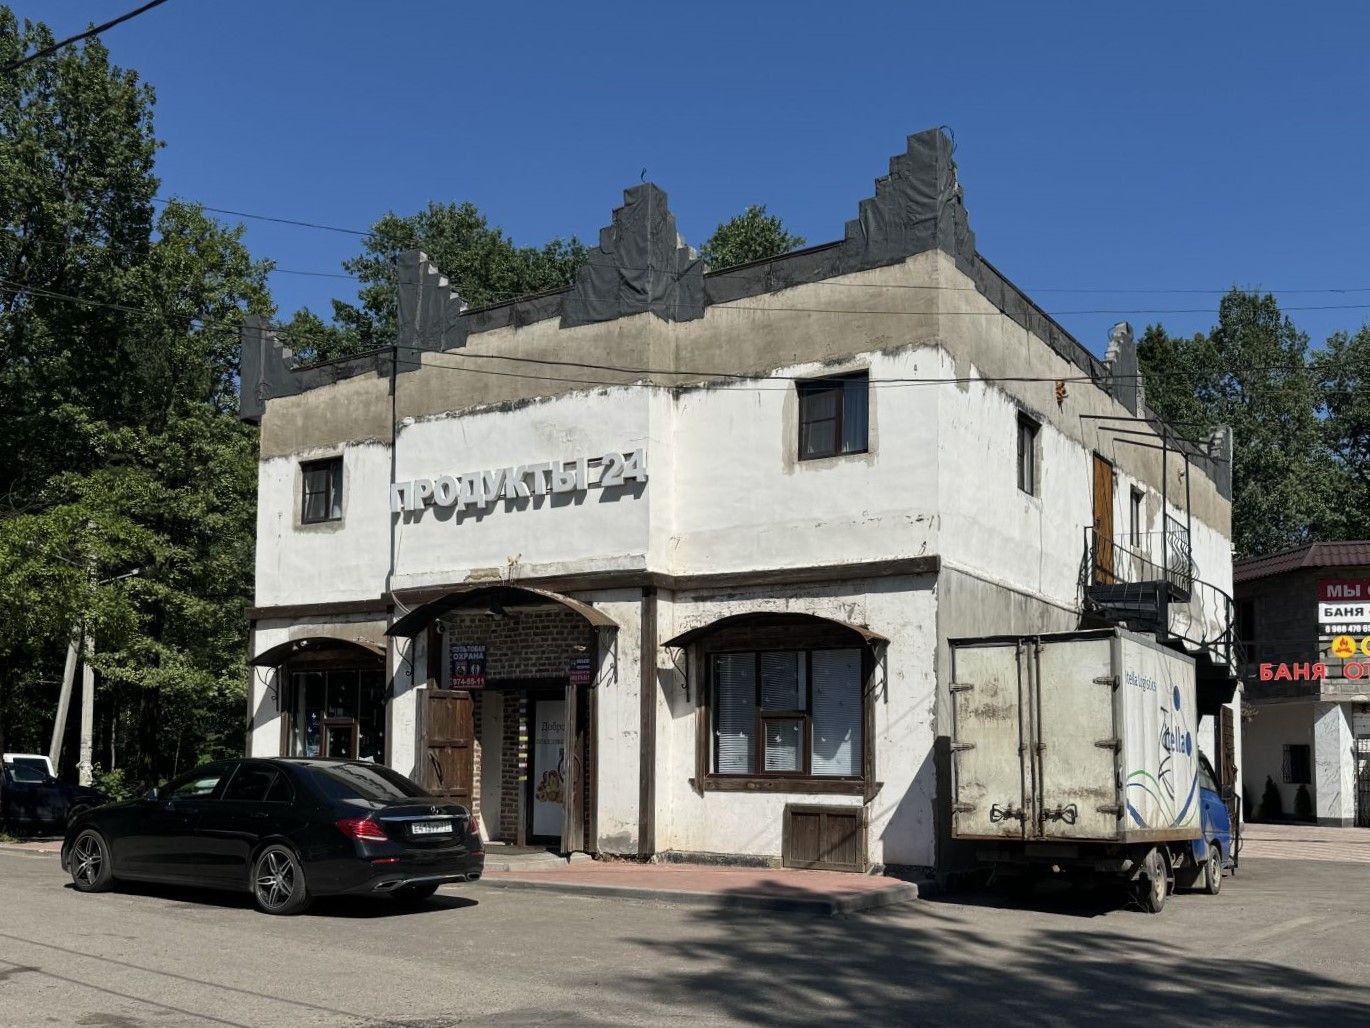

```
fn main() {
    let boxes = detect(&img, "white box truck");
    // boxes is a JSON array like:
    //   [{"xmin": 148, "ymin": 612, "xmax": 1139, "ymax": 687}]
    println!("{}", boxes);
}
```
[{"xmin": 949, "ymin": 628, "xmax": 1229, "ymax": 912}]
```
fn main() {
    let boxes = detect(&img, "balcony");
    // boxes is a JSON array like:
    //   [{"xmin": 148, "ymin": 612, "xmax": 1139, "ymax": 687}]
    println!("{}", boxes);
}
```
[{"xmin": 1080, "ymin": 519, "xmax": 1242, "ymax": 712}]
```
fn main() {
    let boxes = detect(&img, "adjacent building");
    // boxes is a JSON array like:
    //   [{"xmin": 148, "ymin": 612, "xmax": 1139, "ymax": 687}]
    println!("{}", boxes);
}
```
[
  {"xmin": 1237, "ymin": 541, "xmax": 1370, "ymax": 827},
  {"xmin": 239, "ymin": 128, "xmax": 1241, "ymax": 874}
]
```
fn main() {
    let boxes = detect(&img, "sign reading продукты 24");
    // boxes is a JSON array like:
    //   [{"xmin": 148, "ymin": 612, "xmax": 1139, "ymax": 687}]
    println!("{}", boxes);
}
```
[{"xmin": 391, "ymin": 449, "xmax": 647, "ymax": 514}]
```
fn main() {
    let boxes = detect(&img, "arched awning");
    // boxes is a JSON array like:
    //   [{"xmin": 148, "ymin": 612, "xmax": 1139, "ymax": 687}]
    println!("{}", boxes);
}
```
[
  {"xmin": 249, "ymin": 636, "xmax": 386, "ymax": 667},
  {"xmin": 660, "ymin": 611, "xmax": 888, "ymax": 649},
  {"xmin": 386, "ymin": 584, "xmax": 617, "ymax": 638}
]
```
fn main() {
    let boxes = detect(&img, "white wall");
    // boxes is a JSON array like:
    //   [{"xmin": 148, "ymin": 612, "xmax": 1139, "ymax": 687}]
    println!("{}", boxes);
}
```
[
  {"xmin": 1313, "ymin": 701, "xmax": 1356, "ymax": 825},
  {"xmin": 654, "ymin": 577, "xmax": 937, "ymax": 869},
  {"xmin": 1242, "ymin": 701, "xmax": 1313, "ymax": 816}
]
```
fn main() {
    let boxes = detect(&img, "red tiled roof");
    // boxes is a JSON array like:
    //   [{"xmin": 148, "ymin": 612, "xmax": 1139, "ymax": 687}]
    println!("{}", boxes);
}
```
[{"xmin": 1234, "ymin": 541, "xmax": 1370, "ymax": 583}]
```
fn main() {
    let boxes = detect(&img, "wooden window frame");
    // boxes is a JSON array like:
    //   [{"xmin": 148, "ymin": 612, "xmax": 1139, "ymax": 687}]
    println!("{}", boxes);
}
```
[
  {"xmin": 1016, "ymin": 412, "xmax": 1040, "ymax": 496},
  {"xmin": 702, "ymin": 644, "xmax": 869, "ymax": 794},
  {"xmin": 797, "ymin": 372, "xmax": 869, "ymax": 461},
  {"xmin": 300, "ymin": 456, "xmax": 343, "ymax": 524}
]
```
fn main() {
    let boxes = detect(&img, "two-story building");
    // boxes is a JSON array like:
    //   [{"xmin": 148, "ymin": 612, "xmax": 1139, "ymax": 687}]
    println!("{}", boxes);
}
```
[
  {"xmin": 1237, "ymin": 541, "xmax": 1370, "ymax": 827},
  {"xmin": 239, "ymin": 128, "xmax": 1241, "ymax": 874}
]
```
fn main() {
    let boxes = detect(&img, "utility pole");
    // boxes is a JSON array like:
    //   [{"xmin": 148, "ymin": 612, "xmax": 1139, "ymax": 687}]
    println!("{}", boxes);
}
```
[
  {"xmin": 78, "ymin": 628, "xmax": 95, "ymax": 786},
  {"xmin": 48, "ymin": 627, "xmax": 82, "ymax": 771}
]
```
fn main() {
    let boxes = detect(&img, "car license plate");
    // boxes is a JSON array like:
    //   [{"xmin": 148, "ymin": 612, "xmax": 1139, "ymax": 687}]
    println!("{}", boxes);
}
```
[{"xmin": 411, "ymin": 820, "xmax": 453, "ymax": 836}]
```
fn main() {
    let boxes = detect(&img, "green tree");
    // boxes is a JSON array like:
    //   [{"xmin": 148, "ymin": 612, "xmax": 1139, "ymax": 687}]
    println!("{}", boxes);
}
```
[
  {"xmin": 1313, "ymin": 328, "xmax": 1370, "ymax": 538},
  {"xmin": 700, "ymin": 204, "xmax": 804, "ymax": 270},
  {"xmin": 1138, "ymin": 291, "xmax": 1337, "ymax": 558},
  {"xmin": 282, "ymin": 202, "xmax": 587, "ymax": 362},
  {"xmin": 0, "ymin": 8, "xmax": 271, "ymax": 783}
]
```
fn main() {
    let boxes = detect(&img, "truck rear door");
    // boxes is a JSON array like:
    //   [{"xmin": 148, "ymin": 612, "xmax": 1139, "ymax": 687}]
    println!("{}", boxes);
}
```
[
  {"xmin": 1034, "ymin": 636, "xmax": 1121, "ymax": 840},
  {"xmin": 950, "ymin": 640, "xmax": 1031, "ymax": 839}
]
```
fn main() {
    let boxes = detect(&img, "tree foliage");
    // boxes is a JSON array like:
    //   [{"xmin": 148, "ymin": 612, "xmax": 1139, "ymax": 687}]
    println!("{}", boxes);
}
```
[
  {"xmin": 282, "ymin": 202, "xmax": 586, "ymax": 362},
  {"xmin": 0, "ymin": 8, "xmax": 270, "ymax": 783},
  {"xmin": 1138, "ymin": 290, "xmax": 1343, "ymax": 558},
  {"xmin": 700, "ymin": 204, "xmax": 804, "ymax": 270},
  {"xmin": 1313, "ymin": 327, "xmax": 1370, "ymax": 522}
]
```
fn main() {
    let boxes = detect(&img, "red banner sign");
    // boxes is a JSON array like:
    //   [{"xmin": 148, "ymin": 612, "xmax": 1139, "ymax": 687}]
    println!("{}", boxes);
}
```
[{"xmin": 1319, "ymin": 579, "xmax": 1370, "ymax": 602}]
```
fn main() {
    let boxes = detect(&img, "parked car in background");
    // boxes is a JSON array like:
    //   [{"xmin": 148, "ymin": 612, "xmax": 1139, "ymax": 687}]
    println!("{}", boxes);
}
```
[
  {"xmin": 61, "ymin": 757, "xmax": 484, "ymax": 914},
  {"xmin": 1, "ymin": 753, "xmax": 109, "ymax": 835}
]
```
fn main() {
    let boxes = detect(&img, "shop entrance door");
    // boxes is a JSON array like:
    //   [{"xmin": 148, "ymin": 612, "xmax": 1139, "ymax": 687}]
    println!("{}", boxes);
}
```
[
  {"xmin": 529, "ymin": 698, "xmax": 567, "ymax": 844},
  {"xmin": 422, "ymin": 689, "xmax": 474, "ymax": 808}
]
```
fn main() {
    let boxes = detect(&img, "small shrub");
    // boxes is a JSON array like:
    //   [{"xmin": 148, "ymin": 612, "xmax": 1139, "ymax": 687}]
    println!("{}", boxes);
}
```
[
  {"xmin": 1294, "ymin": 784, "xmax": 1314, "ymax": 821},
  {"xmin": 1260, "ymin": 775, "xmax": 1283, "ymax": 820},
  {"xmin": 92, "ymin": 766, "xmax": 139, "ymax": 803}
]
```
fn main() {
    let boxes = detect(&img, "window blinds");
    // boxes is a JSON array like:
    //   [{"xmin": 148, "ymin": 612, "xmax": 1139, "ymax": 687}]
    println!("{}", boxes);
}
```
[
  {"xmin": 811, "ymin": 649, "xmax": 862, "ymax": 776},
  {"xmin": 713, "ymin": 653, "xmax": 756, "ymax": 774}
]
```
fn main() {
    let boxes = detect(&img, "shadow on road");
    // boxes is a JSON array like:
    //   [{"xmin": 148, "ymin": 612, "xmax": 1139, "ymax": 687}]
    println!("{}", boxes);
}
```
[
  {"xmin": 615, "ymin": 878, "xmax": 1370, "ymax": 1026},
  {"xmin": 63, "ymin": 879, "xmax": 478, "ymax": 918}
]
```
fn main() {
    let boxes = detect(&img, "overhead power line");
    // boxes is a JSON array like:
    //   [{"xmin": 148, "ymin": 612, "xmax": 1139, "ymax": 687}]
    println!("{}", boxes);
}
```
[
  {"xmin": 2, "ymin": 0, "xmax": 174, "ymax": 74},
  {"xmin": 153, "ymin": 198, "xmax": 370, "ymax": 237}
]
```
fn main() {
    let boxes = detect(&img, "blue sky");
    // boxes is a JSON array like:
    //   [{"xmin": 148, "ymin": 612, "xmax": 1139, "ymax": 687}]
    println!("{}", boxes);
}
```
[{"xmin": 18, "ymin": 1, "xmax": 1370, "ymax": 353}]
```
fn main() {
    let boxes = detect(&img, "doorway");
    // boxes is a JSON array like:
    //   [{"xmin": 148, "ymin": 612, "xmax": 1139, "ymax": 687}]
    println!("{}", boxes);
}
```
[
  {"xmin": 1093, "ymin": 453, "xmax": 1115, "ymax": 582},
  {"xmin": 529, "ymin": 697, "xmax": 567, "ymax": 844}
]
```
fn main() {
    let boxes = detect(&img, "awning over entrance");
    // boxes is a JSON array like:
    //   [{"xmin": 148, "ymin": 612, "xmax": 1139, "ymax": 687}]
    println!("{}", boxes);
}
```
[
  {"xmin": 249, "ymin": 636, "xmax": 386, "ymax": 667},
  {"xmin": 660, "ymin": 611, "xmax": 889, "ymax": 649},
  {"xmin": 386, "ymin": 584, "xmax": 618, "ymax": 638}
]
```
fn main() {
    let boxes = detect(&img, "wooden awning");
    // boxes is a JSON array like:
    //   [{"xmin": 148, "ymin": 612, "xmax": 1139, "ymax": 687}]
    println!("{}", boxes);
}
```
[
  {"xmin": 386, "ymin": 584, "xmax": 617, "ymax": 638},
  {"xmin": 660, "ymin": 611, "xmax": 888, "ymax": 649},
  {"xmin": 249, "ymin": 636, "xmax": 386, "ymax": 667}
]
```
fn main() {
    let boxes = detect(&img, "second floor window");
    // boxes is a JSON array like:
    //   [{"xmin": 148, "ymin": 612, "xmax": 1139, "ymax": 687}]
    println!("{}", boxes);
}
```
[
  {"xmin": 798, "ymin": 372, "xmax": 868, "ymax": 460},
  {"xmin": 1016, "ymin": 413, "xmax": 1039, "ymax": 495},
  {"xmin": 1130, "ymin": 487, "xmax": 1144, "ymax": 545},
  {"xmin": 301, "ymin": 457, "xmax": 343, "ymax": 524}
]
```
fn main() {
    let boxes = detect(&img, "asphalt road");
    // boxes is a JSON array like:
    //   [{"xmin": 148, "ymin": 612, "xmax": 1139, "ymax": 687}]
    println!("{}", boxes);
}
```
[{"xmin": 1, "ymin": 850, "xmax": 1368, "ymax": 1027}]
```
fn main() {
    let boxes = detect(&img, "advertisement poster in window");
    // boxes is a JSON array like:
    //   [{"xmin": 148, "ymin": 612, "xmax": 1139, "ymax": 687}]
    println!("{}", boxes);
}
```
[
  {"xmin": 449, "ymin": 644, "xmax": 486, "ymax": 690},
  {"xmin": 532, "ymin": 701, "xmax": 566, "ymax": 837}
]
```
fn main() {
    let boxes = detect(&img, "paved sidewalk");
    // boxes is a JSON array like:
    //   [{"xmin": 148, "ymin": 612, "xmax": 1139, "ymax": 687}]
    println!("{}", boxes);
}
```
[
  {"xmin": 0, "ymin": 837, "xmax": 62, "ymax": 855},
  {"xmin": 482, "ymin": 860, "xmax": 921, "ymax": 915},
  {"xmin": 1240, "ymin": 822, "xmax": 1370, "ymax": 864}
]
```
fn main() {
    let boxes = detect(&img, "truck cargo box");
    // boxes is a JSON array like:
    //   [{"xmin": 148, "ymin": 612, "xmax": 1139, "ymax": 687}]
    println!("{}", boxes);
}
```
[{"xmin": 949, "ymin": 628, "xmax": 1200, "ymax": 845}]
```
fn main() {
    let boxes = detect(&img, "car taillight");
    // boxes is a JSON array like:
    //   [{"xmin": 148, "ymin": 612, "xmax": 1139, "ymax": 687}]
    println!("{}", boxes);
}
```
[
  {"xmin": 467, "ymin": 813, "xmax": 481, "ymax": 839},
  {"xmin": 335, "ymin": 817, "xmax": 388, "ymax": 842}
]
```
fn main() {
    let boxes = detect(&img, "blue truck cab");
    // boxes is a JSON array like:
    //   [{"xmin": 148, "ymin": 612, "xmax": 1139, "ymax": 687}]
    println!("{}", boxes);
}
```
[{"xmin": 1185, "ymin": 750, "xmax": 1234, "ymax": 892}]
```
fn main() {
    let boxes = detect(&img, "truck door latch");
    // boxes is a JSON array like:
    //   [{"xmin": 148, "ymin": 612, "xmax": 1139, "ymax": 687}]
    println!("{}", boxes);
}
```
[
  {"xmin": 989, "ymin": 803, "xmax": 1027, "ymax": 823},
  {"xmin": 1040, "ymin": 804, "xmax": 1079, "ymax": 825}
]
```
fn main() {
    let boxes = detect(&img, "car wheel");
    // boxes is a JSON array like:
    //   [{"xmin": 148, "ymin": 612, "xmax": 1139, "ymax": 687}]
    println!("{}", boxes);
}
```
[
  {"xmin": 1203, "ymin": 843, "xmax": 1222, "ymax": 895},
  {"xmin": 391, "ymin": 883, "xmax": 440, "ymax": 905},
  {"xmin": 1137, "ymin": 847, "xmax": 1168, "ymax": 914},
  {"xmin": 69, "ymin": 829, "xmax": 115, "ymax": 893},
  {"xmin": 252, "ymin": 845, "xmax": 311, "ymax": 915}
]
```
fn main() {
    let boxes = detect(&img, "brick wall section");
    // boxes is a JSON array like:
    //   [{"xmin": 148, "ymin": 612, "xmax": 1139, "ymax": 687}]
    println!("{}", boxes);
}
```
[{"xmin": 440, "ymin": 606, "xmax": 596, "ymax": 842}]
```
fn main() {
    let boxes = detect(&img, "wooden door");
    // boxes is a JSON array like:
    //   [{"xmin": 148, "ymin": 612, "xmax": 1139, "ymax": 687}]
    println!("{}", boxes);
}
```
[
  {"xmin": 421, "ymin": 689, "xmax": 474, "ymax": 807},
  {"xmin": 1093, "ymin": 454, "xmax": 1115, "ymax": 583}
]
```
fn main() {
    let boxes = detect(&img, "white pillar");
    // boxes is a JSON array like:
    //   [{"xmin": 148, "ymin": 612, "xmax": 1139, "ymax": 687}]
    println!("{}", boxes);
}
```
[
  {"xmin": 389, "ymin": 635, "xmax": 420, "ymax": 779},
  {"xmin": 1313, "ymin": 701, "xmax": 1355, "ymax": 827}
]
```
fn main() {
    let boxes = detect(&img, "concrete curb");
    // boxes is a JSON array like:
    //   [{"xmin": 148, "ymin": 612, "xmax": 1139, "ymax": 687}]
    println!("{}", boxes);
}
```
[
  {"xmin": 473, "ymin": 875, "xmax": 923, "ymax": 916},
  {"xmin": 0, "ymin": 842, "xmax": 61, "ymax": 856}
]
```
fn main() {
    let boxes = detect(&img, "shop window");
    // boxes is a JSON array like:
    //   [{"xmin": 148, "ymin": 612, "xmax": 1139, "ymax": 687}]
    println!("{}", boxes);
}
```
[
  {"xmin": 1283, "ymin": 744, "xmax": 1311, "ymax": 785},
  {"xmin": 1017, "ymin": 413, "xmax": 1039, "ymax": 495},
  {"xmin": 288, "ymin": 668, "xmax": 386, "ymax": 761},
  {"xmin": 301, "ymin": 457, "xmax": 343, "ymax": 524},
  {"xmin": 798, "ymin": 373, "xmax": 868, "ymax": 460},
  {"xmin": 711, "ymin": 648, "xmax": 863, "ymax": 779}
]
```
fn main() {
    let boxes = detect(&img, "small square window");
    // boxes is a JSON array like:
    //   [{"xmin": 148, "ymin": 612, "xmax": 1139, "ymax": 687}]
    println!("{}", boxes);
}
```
[
  {"xmin": 301, "ymin": 457, "xmax": 343, "ymax": 524},
  {"xmin": 1016, "ymin": 414, "xmax": 1039, "ymax": 495},
  {"xmin": 798, "ymin": 373, "xmax": 868, "ymax": 460}
]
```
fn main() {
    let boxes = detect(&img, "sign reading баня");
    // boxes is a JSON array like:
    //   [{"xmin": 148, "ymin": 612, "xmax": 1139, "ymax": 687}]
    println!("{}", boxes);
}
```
[{"xmin": 391, "ymin": 449, "xmax": 647, "ymax": 514}]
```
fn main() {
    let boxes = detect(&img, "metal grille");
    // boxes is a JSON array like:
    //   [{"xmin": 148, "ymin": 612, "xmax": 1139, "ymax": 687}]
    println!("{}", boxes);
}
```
[{"xmin": 1356, "ymin": 737, "xmax": 1370, "ymax": 829}]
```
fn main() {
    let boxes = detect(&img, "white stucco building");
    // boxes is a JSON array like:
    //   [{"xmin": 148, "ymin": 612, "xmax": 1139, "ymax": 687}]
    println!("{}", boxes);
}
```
[{"xmin": 240, "ymin": 129, "xmax": 1240, "ymax": 873}]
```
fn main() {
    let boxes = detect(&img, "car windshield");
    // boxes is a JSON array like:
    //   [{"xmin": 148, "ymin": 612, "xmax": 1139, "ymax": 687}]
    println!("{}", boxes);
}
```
[
  {"xmin": 6, "ymin": 759, "xmax": 49, "ymax": 783},
  {"xmin": 310, "ymin": 763, "xmax": 429, "ymax": 803}
]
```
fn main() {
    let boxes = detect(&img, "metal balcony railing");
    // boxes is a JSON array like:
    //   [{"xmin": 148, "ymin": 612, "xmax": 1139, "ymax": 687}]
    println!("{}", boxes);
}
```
[{"xmin": 1080, "ymin": 525, "xmax": 1242, "ymax": 675}]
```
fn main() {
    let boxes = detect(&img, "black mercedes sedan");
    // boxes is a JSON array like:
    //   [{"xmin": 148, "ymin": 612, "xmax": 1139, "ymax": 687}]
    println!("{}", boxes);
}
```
[{"xmin": 60, "ymin": 758, "xmax": 484, "ymax": 914}]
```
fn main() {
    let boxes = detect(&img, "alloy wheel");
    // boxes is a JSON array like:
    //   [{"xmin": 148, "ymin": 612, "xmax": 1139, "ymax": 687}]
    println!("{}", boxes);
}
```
[
  {"xmin": 255, "ymin": 850, "xmax": 296, "ymax": 911},
  {"xmin": 72, "ymin": 833, "xmax": 104, "ymax": 887}
]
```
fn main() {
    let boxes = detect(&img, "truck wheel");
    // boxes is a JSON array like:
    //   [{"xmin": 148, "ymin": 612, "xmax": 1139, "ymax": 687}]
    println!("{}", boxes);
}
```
[
  {"xmin": 1203, "ymin": 843, "xmax": 1222, "ymax": 895},
  {"xmin": 1138, "ymin": 848, "xmax": 1168, "ymax": 913}
]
